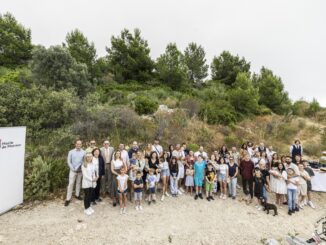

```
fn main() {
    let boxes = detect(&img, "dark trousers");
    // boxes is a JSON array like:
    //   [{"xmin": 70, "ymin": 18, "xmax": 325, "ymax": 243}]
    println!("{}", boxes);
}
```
[
  {"xmin": 94, "ymin": 178, "xmax": 101, "ymax": 200},
  {"xmin": 84, "ymin": 188, "xmax": 92, "ymax": 209},
  {"xmin": 242, "ymin": 178, "xmax": 253, "ymax": 199}
]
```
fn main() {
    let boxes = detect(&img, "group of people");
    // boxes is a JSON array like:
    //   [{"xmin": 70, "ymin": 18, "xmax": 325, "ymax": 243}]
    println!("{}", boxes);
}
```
[{"xmin": 64, "ymin": 138, "xmax": 316, "ymax": 216}]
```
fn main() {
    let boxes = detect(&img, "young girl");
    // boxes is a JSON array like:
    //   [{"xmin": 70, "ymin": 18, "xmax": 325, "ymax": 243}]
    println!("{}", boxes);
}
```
[
  {"xmin": 270, "ymin": 162, "xmax": 287, "ymax": 207},
  {"xmin": 161, "ymin": 153, "xmax": 170, "ymax": 200},
  {"xmin": 286, "ymin": 168, "xmax": 300, "ymax": 215},
  {"xmin": 117, "ymin": 167, "xmax": 129, "ymax": 214},
  {"xmin": 146, "ymin": 168, "xmax": 157, "ymax": 204},
  {"xmin": 298, "ymin": 162, "xmax": 310, "ymax": 209},
  {"xmin": 177, "ymin": 158, "xmax": 185, "ymax": 194},
  {"xmin": 218, "ymin": 157, "xmax": 229, "ymax": 200},
  {"xmin": 253, "ymin": 168, "xmax": 264, "ymax": 210},
  {"xmin": 111, "ymin": 151, "xmax": 127, "ymax": 207},
  {"xmin": 185, "ymin": 164, "xmax": 194, "ymax": 195},
  {"xmin": 194, "ymin": 155, "xmax": 206, "ymax": 200},
  {"xmin": 169, "ymin": 156, "xmax": 179, "ymax": 197},
  {"xmin": 82, "ymin": 153, "xmax": 98, "ymax": 215}
]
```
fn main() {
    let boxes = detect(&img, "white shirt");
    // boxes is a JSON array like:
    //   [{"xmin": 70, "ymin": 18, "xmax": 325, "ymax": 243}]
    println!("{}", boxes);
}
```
[
  {"xmin": 219, "ymin": 164, "xmax": 229, "ymax": 175},
  {"xmin": 117, "ymin": 174, "xmax": 129, "ymax": 190},
  {"xmin": 120, "ymin": 150, "xmax": 130, "ymax": 167},
  {"xmin": 82, "ymin": 163, "xmax": 96, "ymax": 188},
  {"xmin": 287, "ymin": 176, "xmax": 299, "ymax": 190},
  {"xmin": 112, "ymin": 159, "xmax": 123, "ymax": 170},
  {"xmin": 92, "ymin": 157, "xmax": 99, "ymax": 176},
  {"xmin": 194, "ymin": 151, "xmax": 208, "ymax": 159},
  {"xmin": 152, "ymin": 144, "xmax": 163, "ymax": 156}
]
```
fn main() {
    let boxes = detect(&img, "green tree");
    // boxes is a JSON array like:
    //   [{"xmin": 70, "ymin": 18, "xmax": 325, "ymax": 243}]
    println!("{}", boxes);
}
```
[
  {"xmin": 306, "ymin": 98, "xmax": 321, "ymax": 117},
  {"xmin": 30, "ymin": 45, "xmax": 91, "ymax": 96},
  {"xmin": 65, "ymin": 29, "xmax": 97, "ymax": 78},
  {"xmin": 106, "ymin": 28, "xmax": 154, "ymax": 83},
  {"xmin": 211, "ymin": 51, "xmax": 250, "ymax": 86},
  {"xmin": 0, "ymin": 12, "xmax": 33, "ymax": 67},
  {"xmin": 228, "ymin": 72, "xmax": 260, "ymax": 116},
  {"xmin": 253, "ymin": 67, "xmax": 291, "ymax": 114},
  {"xmin": 156, "ymin": 43, "xmax": 188, "ymax": 90},
  {"xmin": 184, "ymin": 42, "xmax": 208, "ymax": 86}
]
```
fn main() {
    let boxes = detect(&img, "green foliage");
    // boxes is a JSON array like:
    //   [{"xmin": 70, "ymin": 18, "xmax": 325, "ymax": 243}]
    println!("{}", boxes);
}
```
[
  {"xmin": 48, "ymin": 158, "xmax": 69, "ymax": 192},
  {"xmin": 31, "ymin": 45, "xmax": 92, "ymax": 96},
  {"xmin": 184, "ymin": 42, "xmax": 208, "ymax": 86},
  {"xmin": 0, "ymin": 13, "xmax": 33, "ymax": 67},
  {"xmin": 211, "ymin": 51, "xmax": 250, "ymax": 86},
  {"xmin": 107, "ymin": 28, "xmax": 154, "ymax": 83},
  {"xmin": 306, "ymin": 98, "xmax": 321, "ymax": 117},
  {"xmin": 134, "ymin": 96, "xmax": 158, "ymax": 115},
  {"xmin": 24, "ymin": 156, "xmax": 51, "ymax": 200},
  {"xmin": 253, "ymin": 67, "xmax": 291, "ymax": 114},
  {"xmin": 156, "ymin": 43, "xmax": 189, "ymax": 90},
  {"xmin": 199, "ymin": 100, "xmax": 237, "ymax": 125},
  {"xmin": 187, "ymin": 143, "xmax": 199, "ymax": 152},
  {"xmin": 292, "ymin": 100, "xmax": 310, "ymax": 116},
  {"xmin": 65, "ymin": 29, "xmax": 97, "ymax": 78},
  {"xmin": 228, "ymin": 72, "xmax": 260, "ymax": 116}
]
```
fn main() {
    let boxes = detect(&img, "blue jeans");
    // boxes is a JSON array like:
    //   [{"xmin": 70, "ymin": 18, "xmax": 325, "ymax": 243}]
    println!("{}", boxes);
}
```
[
  {"xmin": 262, "ymin": 186, "xmax": 268, "ymax": 201},
  {"xmin": 287, "ymin": 188, "xmax": 297, "ymax": 211},
  {"xmin": 228, "ymin": 177, "xmax": 237, "ymax": 197}
]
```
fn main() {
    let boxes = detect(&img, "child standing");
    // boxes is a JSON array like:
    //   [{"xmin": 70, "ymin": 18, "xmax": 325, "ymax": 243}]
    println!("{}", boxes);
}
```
[
  {"xmin": 185, "ymin": 164, "xmax": 194, "ymax": 195},
  {"xmin": 146, "ymin": 168, "xmax": 157, "ymax": 204},
  {"xmin": 82, "ymin": 153, "xmax": 98, "ymax": 215},
  {"xmin": 303, "ymin": 160, "xmax": 315, "ymax": 209},
  {"xmin": 161, "ymin": 154, "xmax": 170, "ymax": 200},
  {"xmin": 253, "ymin": 167, "xmax": 264, "ymax": 210},
  {"xmin": 169, "ymin": 156, "xmax": 179, "ymax": 197},
  {"xmin": 117, "ymin": 167, "xmax": 129, "ymax": 214},
  {"xmin": 194, "ymin": 155, "xmax": 206, "ymax": 200},
  {"xmin": 205, "ymin": 162, "xmax": 216, "ymax": 201},
  {"xmin": 286, "ymin": 168, "xmax": 300, "ymax": 215},
  {"xmin": 133, "ymin": 171, "xmax": 144, "ymax": 211},
  {"xmin": 218, "ymin": 157, "xmax": 229, "ymax": 200}
]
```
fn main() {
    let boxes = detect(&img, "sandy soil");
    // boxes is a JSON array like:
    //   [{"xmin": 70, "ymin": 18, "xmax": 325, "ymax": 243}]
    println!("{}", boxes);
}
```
[{"xmin": 0, "ymin": 191, "xmax": 325, "ymax": 245}]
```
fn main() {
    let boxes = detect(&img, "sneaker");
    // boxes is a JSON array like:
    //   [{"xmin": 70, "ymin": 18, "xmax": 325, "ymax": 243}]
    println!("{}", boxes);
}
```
[
  {"xmin": 207, "ymin": 197, "xmax": 211, "ymax": 202},
  {"xmin": 198, "ymin": 193, "xmax": 203, "ymax": 199},
  {"xmin": 283, "ymin": 201, "xmax": 288, "ymax": 205},
  {"xmin": 84, "ymin": 208, "xmax": 92, "ymax": 215},
  {"xmin": 303, "ymin": 200, "xmax": 307, "ymax": 206},
  {"xmin": 308, "ymin": 201, "xmax": 315, "ymax": 209},
  {"xmin": 194, "ymin": 194, "xmax": 198, "ymax": 200},
  {"xmin": 228, "ymin": 194, "xmax": 232, "ymax": 198},
  {"xmin": 178, "ymin": 190, "xmax": 183, "ymax": 195},
  {"xmin": 219, "ymin": 194, "xmax": 223, "ymax": 199},
  {"xmin": 120, "ymin": 208, "xmax": 123, "ymax": 215},
  {"xmin": 210, "ymin": 196, "xmax": 215, "ymax": 201},
  {"xmin": 123, "ymin": 208, "xmax": 127, "ymax": 214},
  {"xmin": 135, "ymin": 206, "xmax": 139, "ymax": 211},
  {"xmin": 89, "ymin": 207, "xmax": 95, "ymax": 214},
  {"xmin": 299, "ymin": 204, "xmax": 304, "ymax": 209},
  {"xmin": 257, "ymin": 207, "xmax": 262, "ymax": 211},
  {"xmin": 288, "ymin": 210, "xmax": 292, "ymax": 215},
  {"xmin": 295, "ymin": 207, "xmax": 299, "ymax": 212},
  {"xmin": 180, "ymin": 187, "xmax": 185, "ymax": 193},
  {"xmin": 64, "ymin": 200, "xmax": 70, "ymax": 207},
  {"xmin": 139, "ymin": 205, "xmax": 143, "ymax": 211},
  {"xmin": 222, "ymin": 195, "xmax": 226, "ymax": 200},
  {"xmin": 75, "ymin": 196, "xmax": 83, "ymax": 201},
  {"xmin": 161, "ymin": 195, "xmax": 165, "ymax": 201},
  {"xmin": 165, "ymin": 192, "xmax": 170, "ymax": 197}
]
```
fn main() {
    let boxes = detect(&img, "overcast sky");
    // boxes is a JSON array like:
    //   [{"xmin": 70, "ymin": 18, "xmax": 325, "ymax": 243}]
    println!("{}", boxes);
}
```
[{"xmin": 1, "ymin": 0, "xmax": 325, "ymax": 106}]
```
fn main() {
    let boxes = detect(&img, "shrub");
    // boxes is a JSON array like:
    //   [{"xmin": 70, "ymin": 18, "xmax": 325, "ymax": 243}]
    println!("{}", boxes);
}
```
[
  {"xmin": 304, "ymin": 142, "xmax": 321, "ymax": 157},
  {"xmin": 180, "ymin": 98, "xmax": 200, "ymax": 117},
  {"xmin": 134, "ymin": 96, "xmax": 158, "ymax": 115},
  {"xmin": 199, "ymin": 100, "xmax": 237, "ymax": 125},
  {"xmin": 24, "ymin": 156, "xmax": 51, "ymax": 200},
  {"xmin": 187, "ymin": 143, "xmax": 199, "ymax": 152}
]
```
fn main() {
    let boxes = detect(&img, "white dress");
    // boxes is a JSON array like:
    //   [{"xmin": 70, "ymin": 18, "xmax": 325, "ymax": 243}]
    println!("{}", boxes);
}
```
[
  {"xmin": 177, "ymin": 160, "xmax": 185, "ymax": 179},
  {"xmin": 271, "ymin": 170, "xmax": 287, "ymax": 194}
]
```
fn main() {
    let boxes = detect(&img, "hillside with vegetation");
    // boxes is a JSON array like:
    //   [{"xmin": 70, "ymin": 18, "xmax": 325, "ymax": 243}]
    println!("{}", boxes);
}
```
[{"xmin": 0, "ymin": 12, "xmax": 325, "ymax": 200}]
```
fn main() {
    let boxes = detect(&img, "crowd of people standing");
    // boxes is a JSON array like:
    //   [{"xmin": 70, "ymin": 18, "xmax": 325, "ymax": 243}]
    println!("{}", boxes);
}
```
[{"xmin": 64, "ymin": 138, "xmax": 316, "ymax": 216}]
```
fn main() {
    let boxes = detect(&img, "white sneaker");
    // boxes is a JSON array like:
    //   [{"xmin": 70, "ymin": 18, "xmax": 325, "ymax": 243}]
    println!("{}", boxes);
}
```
[
  {"xmin": 139, "ymin": 205, "xmax": 143, "ymax": 211},
  {"xmin": 178, "ymin": 190, "xmax": 183, "ymax": 195},
  {"xmin": 303, "ymin": 200, "xmax": 308, "ymax": 206},
  {"xmin": 89, "ymin": 207, "xmax": 95, "ymax": 214},
  {"xmin": 120, "ymin": 208, "xmax": 123, "ymax": 215},
  {"xmin": 161, "ymin": 195, "xmax": 165, "ymax": 201},
  {"xmin": 308, "ymin": 201, "xmax": 315, "ymax": 209},
  {"xmin": 180, "ymin": 187, "xmax": 185, "ymax": 193},
  {"xmin": 257, "ymin": 207, "xmax": 262, "ymax": 211},
  {"xmin": 222, "ymin": 195, "xmax": 226, "ymax": 200},
  {"xmin": 84, "ymin": 208, "xmax": 92, "ymax": 215},
  {"xmin": 219, "ymin": 194, "xmax": 223, "ymax": 199},
  {"xmin": 135, "ymin": 206, "xmax": 139, "ymax": 211},
  {"xmin": 165, "ymin": 192, "xmax": 170, "ymax": 197},
  {"xmin": 123, "ymin": 208, "xmax": 127, "ymax": 214}
]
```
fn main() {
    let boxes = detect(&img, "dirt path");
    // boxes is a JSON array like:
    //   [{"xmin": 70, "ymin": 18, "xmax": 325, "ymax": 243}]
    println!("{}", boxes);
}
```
[{"xmin": 0, "ymin": 192, "xmax": 325, "ymax": 245}]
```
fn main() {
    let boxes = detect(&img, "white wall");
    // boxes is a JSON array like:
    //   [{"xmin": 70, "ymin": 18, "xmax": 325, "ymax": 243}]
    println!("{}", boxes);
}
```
[{"xmin": 0, "ymin": 127, "xmax": 26, "ymax": 214}]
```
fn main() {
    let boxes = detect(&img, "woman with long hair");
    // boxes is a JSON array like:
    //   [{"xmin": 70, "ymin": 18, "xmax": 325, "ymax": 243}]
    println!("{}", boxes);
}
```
[{"xmin": 111, "ymin": 151, "xmax": 127, "ymax": 207}]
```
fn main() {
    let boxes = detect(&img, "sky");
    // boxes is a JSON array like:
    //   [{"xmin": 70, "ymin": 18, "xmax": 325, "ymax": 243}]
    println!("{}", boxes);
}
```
[{"xmin": 1, "ymin": 0, "xmax": 325, "ymax": 106}]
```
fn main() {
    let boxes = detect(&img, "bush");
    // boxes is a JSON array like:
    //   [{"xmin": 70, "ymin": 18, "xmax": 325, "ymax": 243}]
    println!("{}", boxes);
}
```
[
  {"xmin": 304, "ymin": 142, "xmax": 321, "ymax": 157},
  {"xmin": 180, "ymin": 98, "xmax": 200, "ymax": 117},
  {"xmin": 187, "ymin": 143, "xmax": 199, "ymax": 152},
  {"xmin": 48, "ymin": 158, "xmax": 69, "ymax": 192},
  {"xmin": 134, "ymin": 96, "xmax": 158, "ymax": 115},
  {"xmin": 24, "ymin": 156, "xmax": 51, "ymax": 200},
  {"xmin": 199, "ymin": 100, "xmax": 237, "ymax": 125}
]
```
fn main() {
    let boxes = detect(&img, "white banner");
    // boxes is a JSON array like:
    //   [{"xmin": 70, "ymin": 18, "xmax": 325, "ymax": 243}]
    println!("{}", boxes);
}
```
[{"xmin": 0, "ymin": 127, "xmax": 26, "ymax": 214}]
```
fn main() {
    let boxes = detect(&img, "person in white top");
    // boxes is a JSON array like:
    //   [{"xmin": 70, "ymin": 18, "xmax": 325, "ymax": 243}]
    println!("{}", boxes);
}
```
[
  {"xmin": 286, "ymin": 168, "xmax": 300, "ymax": 215},
  {"xmin": 82, "ymin": 153, "xmax": 98, "ymax": 216},
  {"xmin": 117, "ymin": 167, "xmax": 129, "ymax": 214},
  {"xmin": 111, "ymin": 151, "xmax": 127, "ymax": 207},
  {"xmin": 117, "ymin": 144, "xmax": 130, "ymax": 168},
  {"xmin": 152, "ymin": 139, "xmax": 163, "ymax": 158},
  {"xmin": 194, "ymin": 146, "xmax": 208, "ymax": 159}
]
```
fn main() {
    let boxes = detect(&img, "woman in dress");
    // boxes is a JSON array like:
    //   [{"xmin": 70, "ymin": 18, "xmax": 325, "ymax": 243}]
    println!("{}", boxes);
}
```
[
  {"xmin": 111, "ymin": 151, "xmax": 127, "ymax": 207},
  {"xmin": 271, "ymin": 162, "xmax": 287, "ymax": 206},
  {"xmin": 161, "ymin": 151, "xmax": 170, "ymax": 199}
]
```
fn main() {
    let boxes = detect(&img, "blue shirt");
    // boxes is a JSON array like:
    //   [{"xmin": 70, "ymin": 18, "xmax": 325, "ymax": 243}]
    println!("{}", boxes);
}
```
[
  {"xmin": 194, "ymin": 161, "xmax": 206, "ymax": 179},
  {"xmin": 67, "ymin": 148, "xmax": 85, "ymax": 171}
]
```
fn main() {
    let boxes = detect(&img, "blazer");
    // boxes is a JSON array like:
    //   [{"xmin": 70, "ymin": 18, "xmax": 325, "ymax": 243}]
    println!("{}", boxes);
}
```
[{"xmin": 100, "ymin": 146, "xmax": 114, "ymax": 164}]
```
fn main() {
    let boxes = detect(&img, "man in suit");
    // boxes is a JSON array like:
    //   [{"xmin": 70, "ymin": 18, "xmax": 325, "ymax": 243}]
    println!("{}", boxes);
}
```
[
  {"xmin": 100, "ymin": 140, "xmax": 114, "ymax": 196},
  {"xmin": 290, "ymin": 140, "xmax": 303, "ymax": 163}
]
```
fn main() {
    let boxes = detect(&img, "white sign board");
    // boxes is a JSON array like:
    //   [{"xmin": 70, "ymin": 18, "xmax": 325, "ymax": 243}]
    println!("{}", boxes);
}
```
[{"xmin": 0, "ymin": 127, "xmax": 26, "ymax": 214}]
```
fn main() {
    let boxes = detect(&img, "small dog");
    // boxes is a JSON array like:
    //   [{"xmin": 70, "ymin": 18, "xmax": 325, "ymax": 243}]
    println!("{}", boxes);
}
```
[{"xmin": 261, "ymin": 198, "xmax": 278, "ymax": 216}]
